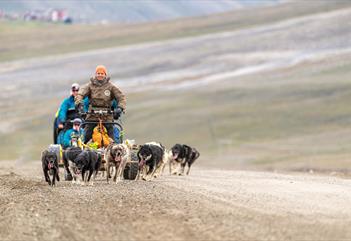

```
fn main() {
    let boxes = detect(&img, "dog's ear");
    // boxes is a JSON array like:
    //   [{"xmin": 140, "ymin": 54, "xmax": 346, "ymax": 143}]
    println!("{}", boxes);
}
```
[
  {"xmin": 180, "ymin": 145, "xmax": 187, "ymax": 157},
  {"xmin": 90, "ymin": 151, "xmax": 97, "ymax": 163},
  {"xmin": 122, "ymin": 146, "xmax": 127, "ymax": 156},
  {"xmin": 41, "ymin": 150, "xmax": 48, "ymax": 162},
  {"xmin": 53, "ymin": 154, "xmax": 58, "ymax": 163},
  {"xmin": 172, "ymin": 144, "xmax": 180, "ymax": 152},
  {"xmin": 111, "ymin": 146, "xmax": 118, "ymax": 157},
  {"xmin": 137, "ymin": 146, "xmax": 143, "ymax": 157}
]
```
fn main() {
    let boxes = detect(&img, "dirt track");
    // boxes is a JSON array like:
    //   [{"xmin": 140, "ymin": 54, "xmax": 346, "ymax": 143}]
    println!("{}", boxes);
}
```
[{"xmin": 0, "ymin": 160, "xmax": 351, "ymax": 241}]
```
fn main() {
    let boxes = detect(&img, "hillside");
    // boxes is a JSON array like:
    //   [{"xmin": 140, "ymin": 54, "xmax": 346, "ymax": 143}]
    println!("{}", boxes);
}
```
[
  {"xmin": 0, "ymin": 1, "xmax": 347, "ymax": 62},
  {"xmin": 0, "ymin": 1, "xmax": 351, "ymax": 173},
  {"xmin": 0, "ymin": 0, "xmax": 278, "ymax": 23}
]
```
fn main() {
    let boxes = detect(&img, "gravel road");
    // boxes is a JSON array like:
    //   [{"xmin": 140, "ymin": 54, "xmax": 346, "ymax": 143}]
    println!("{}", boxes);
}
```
[{"xmin": 0, "ymin": 160, "xmax": 350, "ymax": 241}]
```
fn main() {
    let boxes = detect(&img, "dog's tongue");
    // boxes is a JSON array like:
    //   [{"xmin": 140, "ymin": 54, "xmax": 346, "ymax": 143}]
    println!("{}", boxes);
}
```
[
  {"xmin": 48, "ymin": 163, "xmax": 53, "ymax": 169},
  {"xmin": 139, "ymin": 160, "xmax": 145, "ymax": 168}
]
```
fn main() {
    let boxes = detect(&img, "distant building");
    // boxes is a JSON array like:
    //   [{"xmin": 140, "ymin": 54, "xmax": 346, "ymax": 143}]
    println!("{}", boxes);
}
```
[
  {"xmin": 23, "ymin": 8, "xmax": 73, "ymax": 24},
  {"xmin": 50, "ymin": 9, "xmax": 68, "ymax": 22}
]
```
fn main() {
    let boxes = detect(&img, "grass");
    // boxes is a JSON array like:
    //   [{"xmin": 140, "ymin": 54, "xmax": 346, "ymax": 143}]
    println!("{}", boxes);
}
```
[
  {"xmin": 2, "ymin": 1, "xmax": 351, "ymax": 173},
  {"xmin": 2, "ymin": 57, "xmax": 351, "ymax": 172},
  {"xmin": 122, "ymin": 55, "xmax": 351, "ymax": 170},
  {"xmin": 0, "ymin": 1, "xmax": 350, "ymax": 62}
]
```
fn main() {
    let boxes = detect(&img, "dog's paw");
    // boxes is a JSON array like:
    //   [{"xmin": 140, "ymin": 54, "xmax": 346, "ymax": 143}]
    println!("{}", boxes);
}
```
[
  {"xmin": 89, "ymin": 182, "xmax": 94, "ymax": 186},
  {"xmin": 144, "ymin": 176, "xmax": 153, "ymax": 182}
]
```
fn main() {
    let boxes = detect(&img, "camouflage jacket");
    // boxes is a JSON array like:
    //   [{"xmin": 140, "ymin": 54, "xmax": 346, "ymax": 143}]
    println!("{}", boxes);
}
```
[{"xmin": 75, "ymin": 77, "xmax": 126, "ymax": 121}]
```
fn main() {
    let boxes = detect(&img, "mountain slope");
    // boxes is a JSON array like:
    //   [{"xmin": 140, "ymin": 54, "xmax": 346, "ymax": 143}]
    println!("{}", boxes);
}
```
[
  {"xmin": 0, "ymin": 0, "xmax": 279, "ymax": 23},
  {"xmin": 1, "ymin": 1, "xmax": 351, "ymax": 173}
]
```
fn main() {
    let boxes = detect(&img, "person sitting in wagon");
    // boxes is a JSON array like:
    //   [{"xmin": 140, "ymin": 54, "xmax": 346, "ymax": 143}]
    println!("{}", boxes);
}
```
[
  {"xmin": 62, "ymin": 118, "xmax": 85, "ymax": 149},
  {"xmin": 57, "ymin": 83, "xmax": 81, "ymax": 130},
  {"xmin": 54, "ymin": 83, "xmax": 89, "ymax": 144}
]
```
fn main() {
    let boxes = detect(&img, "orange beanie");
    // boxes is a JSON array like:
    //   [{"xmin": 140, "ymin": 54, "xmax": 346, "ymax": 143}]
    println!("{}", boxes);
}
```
[{"xmin": 95, "ymin": 65, "xmax": 107, "ymax": 75}]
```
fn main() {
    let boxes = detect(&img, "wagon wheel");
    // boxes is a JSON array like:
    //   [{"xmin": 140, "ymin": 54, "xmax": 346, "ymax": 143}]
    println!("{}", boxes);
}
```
[
  {"xmin": 123, "ymin": 150, "xmax": 139, "ymax": 180},
  {"xmin": 64, "ymin": 168, "xmax": 73, "ymax": 181}
]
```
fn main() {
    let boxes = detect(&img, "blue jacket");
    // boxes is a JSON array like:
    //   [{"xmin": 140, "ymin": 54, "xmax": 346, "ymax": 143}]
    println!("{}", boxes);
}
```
[
  {"xmin": 57, "ymin": 95, "xmax": 76, "ymax": 124},
  {"xmin": 62, "ymin": 129, "xmax": 84, "ymax": 148},
  {"xmin": 57, "ymin": 96, "xmax": 90, "ymax": 124}
]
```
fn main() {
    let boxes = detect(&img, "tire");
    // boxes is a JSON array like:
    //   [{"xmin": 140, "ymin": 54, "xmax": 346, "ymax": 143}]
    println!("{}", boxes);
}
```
[
  {"xmin": 53, "ymin": 117, "xmax": 59, "ymax": 144},
  {"xmin": 123, "ymin": 151, "xmax": 139, "ymax": 180},
  {"xmin": 64, "ymin": 169, "xmax": 73, "ymax": 181},
  {"xmin": 123, "ymin": 162, "xmax": 138, "ymax": 180}
]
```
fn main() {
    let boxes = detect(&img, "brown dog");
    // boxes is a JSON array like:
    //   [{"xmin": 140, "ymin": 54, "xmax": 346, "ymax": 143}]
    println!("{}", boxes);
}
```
[{"xmin": 104, "ymin": 143, "xmax": 131, "ymax": 183}]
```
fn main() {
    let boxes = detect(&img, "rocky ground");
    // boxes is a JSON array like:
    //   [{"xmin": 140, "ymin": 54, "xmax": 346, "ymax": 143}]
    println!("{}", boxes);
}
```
[{"xmin": 0, "ymin": 160, "xmax": 350, "ymax": 241}]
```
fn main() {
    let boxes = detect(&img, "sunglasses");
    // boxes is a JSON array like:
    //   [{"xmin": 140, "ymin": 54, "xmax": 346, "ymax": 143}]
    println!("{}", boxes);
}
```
[
  {"xmin": 73, "ymin": 123, "xmax": 81, "ymax": 126},
  {"xmin": 72, "ymin": 89, "xmax": 79, "ymax": 92}
]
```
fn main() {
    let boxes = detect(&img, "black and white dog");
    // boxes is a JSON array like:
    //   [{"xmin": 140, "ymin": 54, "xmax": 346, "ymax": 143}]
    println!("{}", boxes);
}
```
[
  {"xmin": 41, "ymin": 150, "xmax": 60, "ymax": 186},
  {"xmin": 71, "ymin": 150, "xmax": 102, "ymax": 186},
  {"xmin": 170, "ymin": 144, "xmax": 200, "ymax": 175},
  {"xmin": 62, "ymin": 147, "xmax": 83, "ymax": 181},
  {"xmin": 136, "ymin": 142, "xmax": 165, "ymax": 181}
]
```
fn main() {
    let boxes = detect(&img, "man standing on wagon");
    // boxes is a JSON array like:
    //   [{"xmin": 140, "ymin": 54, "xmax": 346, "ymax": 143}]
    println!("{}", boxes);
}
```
[{"xmin": 75, "ymin": 65, "xmax": 126, "ymax": 143}]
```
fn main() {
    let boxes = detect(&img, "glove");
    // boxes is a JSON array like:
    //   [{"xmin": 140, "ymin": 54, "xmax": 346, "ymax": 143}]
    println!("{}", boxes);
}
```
[
  {"xmin": 76, "ymin": 103, "xmax": 86, "ymax": 118},
  {"xmin": 76, "ymin": 103, "xmax": 84, "ymax": 113},
  {"xmin": 114, "ymin": 107, "xmax": 123, "ymax": 120}
]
